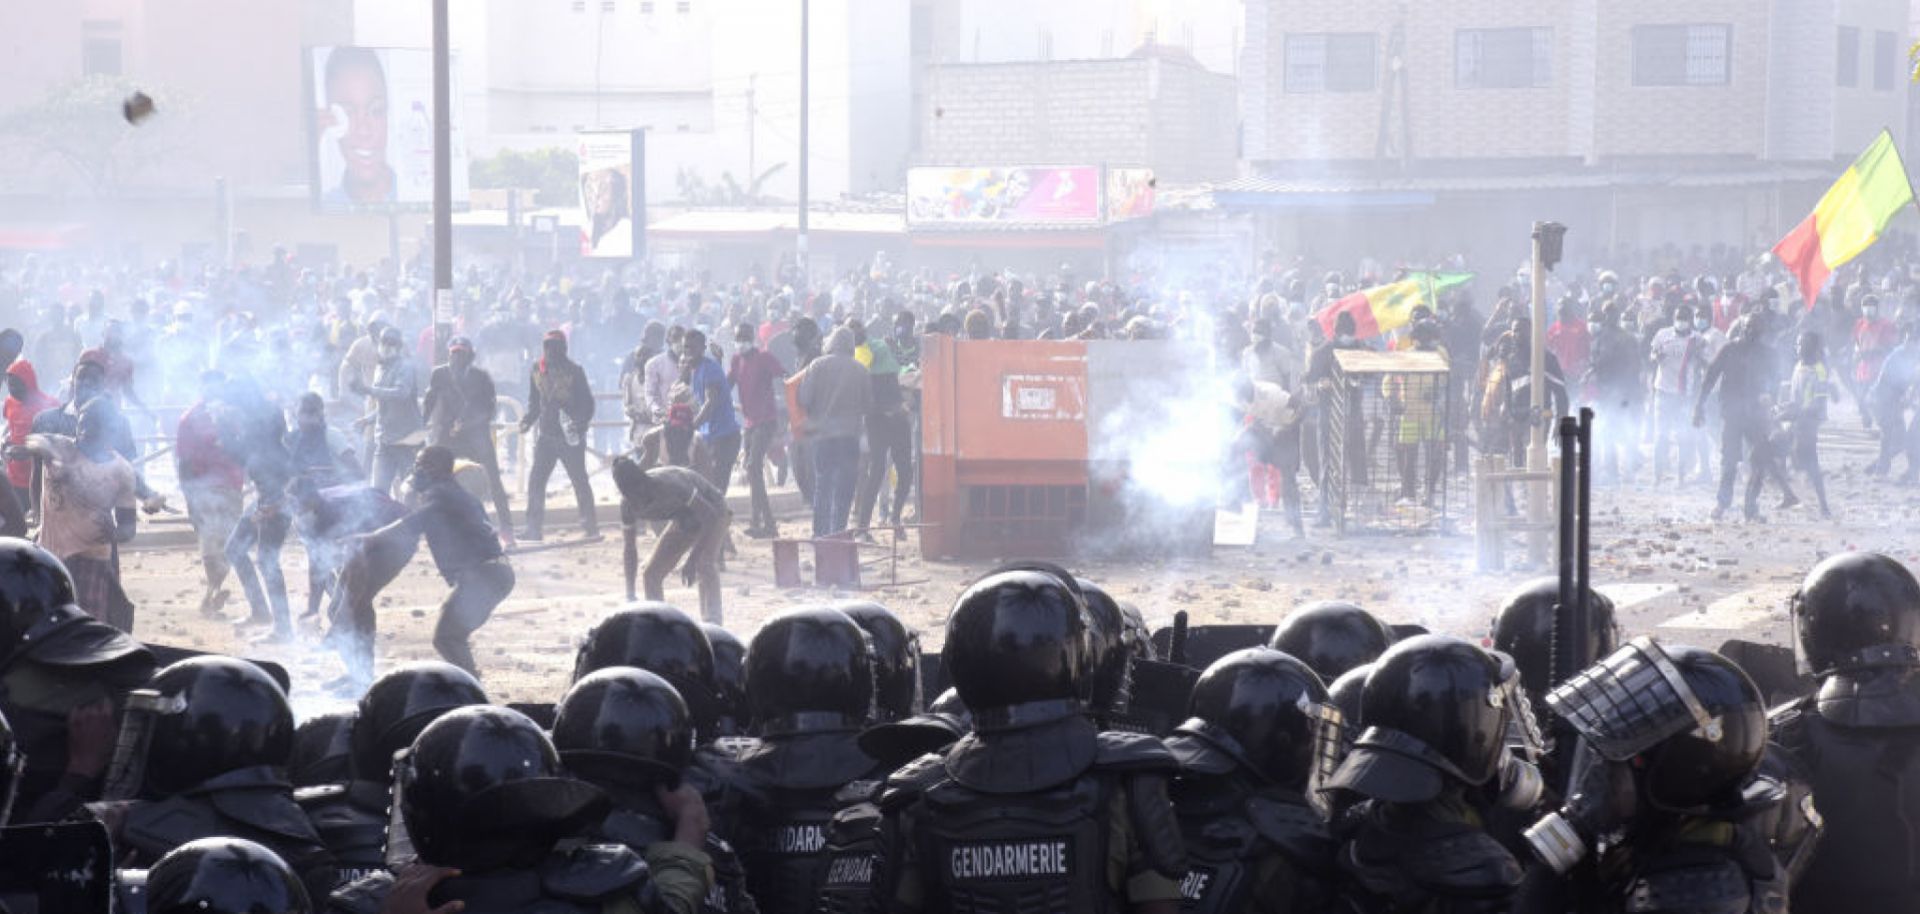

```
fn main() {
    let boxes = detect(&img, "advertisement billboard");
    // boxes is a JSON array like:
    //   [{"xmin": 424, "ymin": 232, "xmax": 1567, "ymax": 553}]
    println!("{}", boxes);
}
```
[
  {"xmin": 309, "ymin": 46, "xmax": 469, "ymax": 213},
  {"xmin": 576, "ymin": 130, "xmax": 644, "ymax": 259},
  {"xmin": 906, "ymin": 167, "xmax": 1102, "ymax": 226},
  {"xmin": 1106, "ymin": 167, "xmax": 1156, "ymax": 221}
]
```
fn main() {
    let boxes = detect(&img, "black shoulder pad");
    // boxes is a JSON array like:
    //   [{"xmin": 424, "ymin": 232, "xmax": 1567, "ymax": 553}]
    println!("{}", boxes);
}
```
[
  {"xmin": 322, "ymin": 870, "xmax": 396, "ymax": 914},
  {"xmin": 1246, "ymin": 796, "xmax": 1334, "ymax": 869},
  {"xmin": 1622, "ymin": 860, "xmax": 1753, "ymax": 914},
  {"xmin": 120, "ymin": 797, "xmax": 210, "ymax": 860},
  {"xmin": 541, "ymin": 843, "xmax": 651, "ymax": 902},
  {"xmin": 1401, "ymin": 828, "xmax": 1524, "ymax": 896},
  {"xmin": 1093, "ymin": 731, "xmax": 1178, "ymax": 772},
  {"xmin": 832, "ymin": 779, "xmax": 883, "ymax": 807},
  {"xmin": 209, "ymin": 789, "xmax": 327, "ymax": 844},
  {"xmin": 878, "ymin": 752, "xmax": 947, "ymax": 811}
]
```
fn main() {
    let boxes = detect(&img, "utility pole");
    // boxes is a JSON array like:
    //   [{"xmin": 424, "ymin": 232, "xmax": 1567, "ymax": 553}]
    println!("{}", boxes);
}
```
[
  {"xmin": 1526, "ymin": 221, "xmax": 1567, "ymax": 566},
  {"xmin": 747, "ymin": 73, "xmax": 757, "ymax": 192},
  {"xmin": 432, "ymin": 0, "xmax": 452, "ymax": 364},
  {"xmin": 797, "ymin": 0, "xmax": 810, "ymax": 284}
]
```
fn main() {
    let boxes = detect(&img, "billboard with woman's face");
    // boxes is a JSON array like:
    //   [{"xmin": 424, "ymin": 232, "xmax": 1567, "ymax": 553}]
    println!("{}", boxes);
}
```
[{"xmin": 309, "ymin": 46, "xmax": 469, "ymax": 213}]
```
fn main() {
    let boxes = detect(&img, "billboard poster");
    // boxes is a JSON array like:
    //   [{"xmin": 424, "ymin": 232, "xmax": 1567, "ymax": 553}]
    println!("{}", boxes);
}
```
[
  {"xmin": 1106, "ymin": 167, "xmax": 1156, "ymax": 221},
  {"xmin": 576, "ymin": 131, "xmax": 639, "ymax": 258},
  {"xmin": 309, "ymin": 46, "xmax": 469, "ymax": 213},
  {"xmin": 907, "ymin": 167, "xmax": 1101, "ymax": 226}
]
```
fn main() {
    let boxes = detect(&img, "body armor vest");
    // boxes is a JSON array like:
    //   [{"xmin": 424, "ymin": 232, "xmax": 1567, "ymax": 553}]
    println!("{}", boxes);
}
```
[
  {"xmin": 1171, "ymin": 777, "xmax": 1332, "ymax": 914},
  {"xmin": 597, "ymin": 805, "xmax": 756, "ymax": 914},
  {"xmin": 296, "ymin": 779, "xmax": 391, "ymax": 888},
  {"xmin": 1771, "ymin": 694, "xmax": 1920, "ymax": 914},
  {"xmin": 914, "ymin": 768, "xmax": 1119, "ymax": 914},
  {"xmin": 1606, "ymin": 817, "xmax": 1786, "ymax": 914},
  {"xmin": 816, "ymin": 780, "xmax": 886, "ymax": 914},
  {"xmin": 101, "ymin": 766, "xmax": 336, "ymax": 902},
  {"xmin": 734, "ymin": 733, "xmax": 881, "ymax": 914}
]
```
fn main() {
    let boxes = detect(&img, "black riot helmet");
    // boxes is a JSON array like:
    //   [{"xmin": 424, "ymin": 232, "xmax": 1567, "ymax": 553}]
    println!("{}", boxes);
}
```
[
  {"xmin": 835, "ymin": 601, "xmax": 922, "ymax": 723},
  {"xmin": 575, "ymin": 604, "xmax": 718, "ymax": 730},
  {"xmin": 1076, "ymin": 578, "xmax": 1135, "ymax": 717},
  {"xmin": 1268, "ymin": 601, "xmax": 1395, "ymax": 682},
  {"xmin": 401, "ymin": 706, "xmax": 608, "ymax": 872},
  {"xmin": 1545, "ymin": 638, "xmax": 1767, "ymax": 813},
  {"xmin": 0, "ymin": 537, "xmax": 150, "ymax": 676},
  {"xmin": 745, "ymin": 607, "xmax": 876, "ymax": 737},
  {"xmin": 147, "ymin": 837, "xmax": 311, "ymax": 914},
  {"xmin": 1327, "ymin": 662, "xmax": 1372, "ymax": 756},
  {"xmin": 1328, "ymin": 635, "xmax": 1517, "ymax": 803},
  {"xmin": 1790, "ymin": 551, "xmax": 1920, "ymax": 676},
  {"xmin": 146, "ymin": 656, "xmax": 295, "ymax": 796},
  {"xmin": 701, "ymin": 622, "xmax": 752, "ymax": 737},
  {"xmin": 553, "ymin": 666, "xmax": 694, "ymax": 785},
  {"xmin": 351, "ymin": 661, "xmax": 488, "ymax": 783},
  {"xmin": 858, "ymin": 687, "xmax": 973, "ymax": 768},
  {"xmin": 944, "ymin": 569, "xmax": 1092, "ymax": 732},
  {"xmin": 1178, "ymin": 648, "xmax": 1340, "ymax": 793},
  {"xmin": 1490, "ymin": 577, "xmax": 1620, "ymax": 717},
  {"xmin": 289, "ymin": 710, "xmax": 357, "ymax": 788}
]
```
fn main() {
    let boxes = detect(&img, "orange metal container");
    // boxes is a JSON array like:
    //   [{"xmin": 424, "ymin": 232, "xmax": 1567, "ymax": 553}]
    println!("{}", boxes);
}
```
[{"xmin": 919, "ymin": 335, "xmax": 1092, "ymax": 558}]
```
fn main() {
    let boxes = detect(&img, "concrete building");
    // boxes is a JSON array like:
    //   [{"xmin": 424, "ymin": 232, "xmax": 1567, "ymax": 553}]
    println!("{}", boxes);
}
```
[
  {"xmin": 359, "ymin": 0, "xmax": 911, "ymax": 208},
  {"xmin": 0, "ymin": 0, "xmax": 407, "ymax": 263},
  {"xmin": 1231, "ymin": 0, "xmax": 1913, "ymax": 265},
  {"xmin": 919, "ymin": 47, "xmax": 1238, "ymax": 183}
]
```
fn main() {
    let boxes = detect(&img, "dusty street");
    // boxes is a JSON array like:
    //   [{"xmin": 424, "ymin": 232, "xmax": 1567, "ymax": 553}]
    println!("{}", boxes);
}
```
[{"xmin": 119, "ymin": 417, "xmax": 1898, "ymax": 714}]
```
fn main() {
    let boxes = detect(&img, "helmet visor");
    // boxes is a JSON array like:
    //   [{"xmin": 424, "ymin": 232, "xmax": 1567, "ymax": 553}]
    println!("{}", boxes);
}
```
[{"xmin": 1545, "ymin": 637, "xmax": 1720, "ymax": 761}]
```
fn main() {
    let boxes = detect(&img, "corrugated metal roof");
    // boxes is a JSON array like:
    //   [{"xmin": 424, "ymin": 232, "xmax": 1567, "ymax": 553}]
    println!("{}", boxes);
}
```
[{"xmin": 1214, "ymin": 165, "xmax": 1841, "ymax": 202}]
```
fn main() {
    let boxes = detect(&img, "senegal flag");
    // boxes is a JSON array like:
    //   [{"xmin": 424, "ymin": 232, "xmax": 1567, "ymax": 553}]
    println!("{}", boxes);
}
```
[
  {"xmin": 1774, "ymin": 129, "xmax": 1915, "ymax": 308},
  {"xmin": 1314, "ymin": 272, "xmax": 1472, "ymax": 340}
]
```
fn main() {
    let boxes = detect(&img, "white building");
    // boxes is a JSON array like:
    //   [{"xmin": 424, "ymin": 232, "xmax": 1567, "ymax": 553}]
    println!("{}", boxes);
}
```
[{"xmin": 354, "ymin": 0, "xmax": 910, "ymax": 207}]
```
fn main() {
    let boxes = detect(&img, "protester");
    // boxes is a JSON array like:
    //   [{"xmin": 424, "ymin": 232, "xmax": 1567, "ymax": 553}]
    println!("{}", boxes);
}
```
[
  {"xmin": 684, "ymin": 328, "xmax": 742, "ymax": 498},
  {"xmin": 612, "ymin": 455, "xmax": 727, "ymax": 622},
  {"xmin": 731, "ymin": 320, "xmax": 785, "ymax": 537},
  {"xmin": 797, "ymin": 327, "xmax": 870, "ymax": 537},
  {"xmin": 13, "ymin": 400, "xmax": 138, "ymax": 630},
  {"xmin": 174, "ymin": 370, "xmax": 244, "ymax": 617},
  {"xmin": 518, "ymin": 329, "xmax": 598, "ymax": 542},
  {"xmin": 422, "ymin": 335, "xmax": 514, "ymax": 543}
]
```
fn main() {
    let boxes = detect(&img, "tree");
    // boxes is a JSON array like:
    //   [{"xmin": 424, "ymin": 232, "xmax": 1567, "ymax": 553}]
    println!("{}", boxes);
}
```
[
  {"xmin": 0, "ymin": 75, "xmax": 193, "ymax": 197},
  {"xmin": 469, "ymin": 147, "xmax": 579, "ymax": 207}
]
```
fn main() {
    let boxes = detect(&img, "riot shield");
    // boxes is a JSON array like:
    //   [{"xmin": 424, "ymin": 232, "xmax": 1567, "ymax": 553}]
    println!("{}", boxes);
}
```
[{"xmin": 0, "ymin": 821, "xmax": 114, "ymax": 913}]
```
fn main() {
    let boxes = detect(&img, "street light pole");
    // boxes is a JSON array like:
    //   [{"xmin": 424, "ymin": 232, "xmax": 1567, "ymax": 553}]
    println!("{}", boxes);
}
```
[
  {"xmin": 432, "ymin": 0, "xmax": 453, "ymax": 364},
  {"xmin": 797, "ymin": 0, "xmax": 810, "ymax": 285}
]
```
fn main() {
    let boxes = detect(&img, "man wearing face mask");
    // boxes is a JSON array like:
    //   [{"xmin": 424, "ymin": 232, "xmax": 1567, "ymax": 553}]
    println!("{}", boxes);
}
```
[
  {"xmin": 731, "ymin": 320, "xmax": 785, "ymax": 537},
  {"xmin": 1694, "ymin": 316, "xmax": 1799, "ymax": 522},
  {"xmin": 357, "ymin": 445, "xmax": 514, "ymax": 677},
  {"xmin": 1647, "ymin": 305, "xmax": 1706, "ymax": 486},
  {"xmin": 422, "ymin": 336, "xmax": 513, "ymax": 544},
  {"xmin": 349, "ymin": 326, "xmax": 423, "ymax": 498},
  {"xmin": 1854, "ymin": 295, "xmax": 1899, "ymax": 431},
  {"xmin": 517, "ymin": 329, "xmax": 598, "ymax": 542}
]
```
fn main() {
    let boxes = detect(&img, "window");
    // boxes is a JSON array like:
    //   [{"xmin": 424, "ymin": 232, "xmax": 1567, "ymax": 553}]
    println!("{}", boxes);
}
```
[
  {"xmin": 640, "ymin": 0, "xmax": 653, "ymax": 10},
  {"xmin": 1038, "ymin": 30, "xmax": 1052, "ymax": 61},
  {"xmin": 81, "ymin": 20, "xmax": 121, "ymax": 76},
  {"xmin": 601, "ymin": 0, "xmax": 616, "ymax": 11},
  {"xmin": 1876, "ymin": 29, "xmax": 1898, "ymax": 91},
  {"xmin": 1456, "ymin": 27, "xmax": 1551, "ymax": 88},
  {"xmin": 676, "ymin": 0, "xmax": 689, "ymax": 12},
  {"xmin": 571, "ymin": 0, "xmax": 586, "ymax": 11},
  {"xmin": 1631, "ymin": 24, "xmax": 1731, "ymax": 86},
  {"xmin": 1838, "ymin": 26, "xmax": 1860, "ymax": 87},
  {"xmin": 1285, "ymin": 33, "xmax": 1377, "ymax": 93},
  {"xmin": 1100, "ymin": 29, "xmax": 1114, "ymax": 57}
]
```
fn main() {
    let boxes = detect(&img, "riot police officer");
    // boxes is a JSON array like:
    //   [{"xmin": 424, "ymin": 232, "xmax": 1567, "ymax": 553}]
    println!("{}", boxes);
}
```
[
  {"xmin": 1328, "ymin": 635, "xmax": 1529, "ymax": 913},
  {"xmin": 88, "ymin": 656, "xmax": 335, "ymax": 902},
  {"xmin": 552, "ymin": 667, "xmax": 758, "ymax": 914},
  {"xmin": 297, "ymin": 662, "xmax": 487, "ymax": 888},
  {"xmin": 1165, "ymin": 648, "xmax": 1339, "ymax": 914},
  {"xmin": 1770, "ymin": 551, "xmax": 1920, "ymax": 914},
  {"xmin": 835, "ymin": 601, "xmax": 921, "ymax": 724},
  {"xmin": 1488, "ymin": 579, "xmax": 1619, "ymax": 727},
  {"xmin": 1527, "ymin": 638, "xmax": 1784, "ymax": 914},
  {"xmin": 575, "ymin": 604, "xmax": 744, "ymax": 836},
  {"xmin": 289, "ymin": 710, "xmax": 356, "ymax": 789},
  {"xmin": 327, "ymin": 705, "xmax": 713, "ymax": 914},
  {"xmin": 877, "ymin": 568, "xmax": 1188, "ymax": 914},
  {"xmin": 701, "ymin": 623, "xmax": 752, "ymax": 738},
  {"xmin": 145, "ymin": 837, "xmax": 311, "ymax": 914},
  {"xmin": 0, "ymin": 538, "xmax": 154, "ymax": 824},
  {"xmin": 1267, "ymin": 601, "xmax": 1395, "ymax": 682},
  {"xmin": 733, "ymin": 607, "xmax": 884, "ymax": 914}
]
